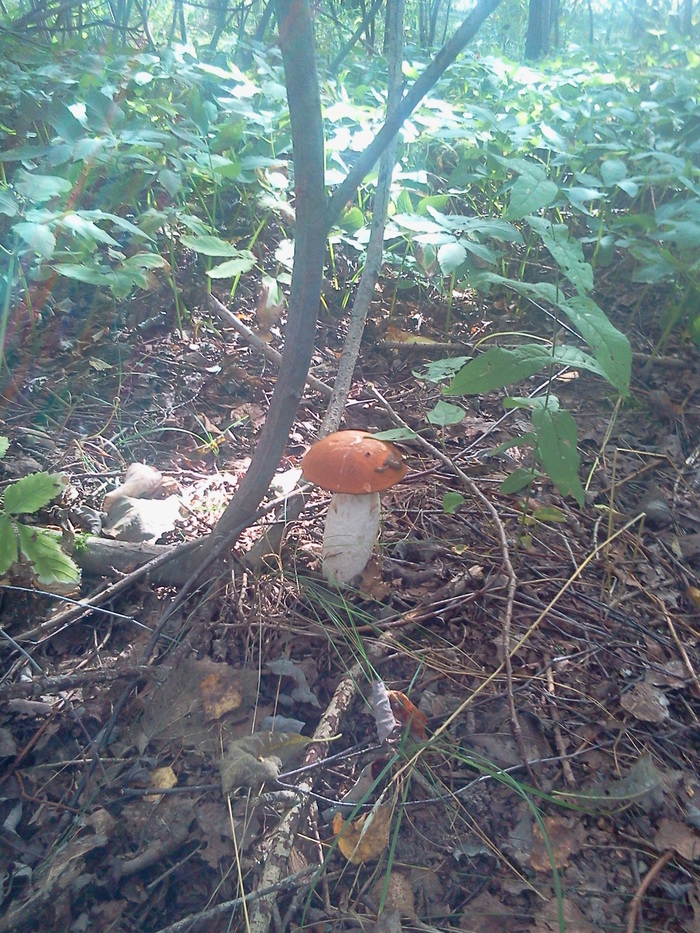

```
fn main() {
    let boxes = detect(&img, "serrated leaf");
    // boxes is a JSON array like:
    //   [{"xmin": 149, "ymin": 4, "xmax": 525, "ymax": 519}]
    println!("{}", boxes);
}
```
[
  {"xmin": 0, "ymin": 514, "xmax": 18, "ymax": 573},
  {"xmin": 16, "ymin": 525, "xmax": 81, "ymax": 586},
  {"xmin": 0, "ymin": 437, "xmax": 9, "ymax": 458},
  {"xmin": 532, "ymin": 405, "xmax": 584, "ymax": 506},
  {"xmin": 505, "ymin": 175, "xmax": 558, "ymax": 219},
  {"xmin": 4, "ymin": 472, "xmax": 66, "ymax": 515}
]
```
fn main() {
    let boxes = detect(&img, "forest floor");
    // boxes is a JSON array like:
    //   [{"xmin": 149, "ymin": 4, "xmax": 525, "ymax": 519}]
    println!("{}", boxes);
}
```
[{"xmin": 1, "ymin": 261, "xmax": 699, "ymax": 933}]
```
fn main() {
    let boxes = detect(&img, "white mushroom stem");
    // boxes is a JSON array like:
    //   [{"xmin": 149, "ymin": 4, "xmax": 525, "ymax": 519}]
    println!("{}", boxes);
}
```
[{"xmin": 321, "ymin": 491, "xmax": 381, "ymax": 585}]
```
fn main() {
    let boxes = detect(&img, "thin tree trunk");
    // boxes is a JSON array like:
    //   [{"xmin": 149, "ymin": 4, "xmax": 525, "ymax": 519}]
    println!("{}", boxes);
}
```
[
  {"xmin": 329, "ymin": 0, "xmax": 384, "ymax": 74},
  {"xmin": 321, "ymin": 0, "xmax": 405, "ymax": 435}
]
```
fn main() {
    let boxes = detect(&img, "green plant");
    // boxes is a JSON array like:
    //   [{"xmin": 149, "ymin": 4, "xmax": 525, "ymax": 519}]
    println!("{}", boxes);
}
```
[{"xmin": 0, "ymin": 437, "xmax": 81, "ymax": 587}]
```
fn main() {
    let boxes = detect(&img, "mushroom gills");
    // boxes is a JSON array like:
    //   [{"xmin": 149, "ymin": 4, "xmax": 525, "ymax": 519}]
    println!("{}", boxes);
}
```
[{"xmin": 321, "ymin": 491, "xmax": 380, "ymax": 585}]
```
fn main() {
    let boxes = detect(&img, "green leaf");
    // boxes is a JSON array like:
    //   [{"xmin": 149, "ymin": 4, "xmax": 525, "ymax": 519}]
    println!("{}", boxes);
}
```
[
  {"xmin": 565, "ymin": 186, "xmax": 603, "ymax": 216},
  {"xmin": 158, "ymin": 168, "xmax": 182, "ymax": 197},
  {"xmin": 16, "ymin": 525, "xmax": 81, "ymax": 586},
  {"xmin": 442, "ymin": 491, "xmax": 465, "ymax": 514},
  {"xmin": 181, "ymin": 234, "xmax": 247, "ymax": 257},
  {"xmin": 0, "ymin": 514, "xmax": 18, "ymax": 574},
  {"xmin": 446, "ymin": 344, "xmax": 609, "ymax": 396},
  {"xmin": 14, "ymin": 170, "xmax": 72, "ymax": 203},
  {"xmin": 414, "ymin": 356, "xmax": 471, "ymax": 383},
  {"xmin": 437, "ymin": 241, "xmax": 467, "ymax": 274},
  {"xmin": 0, "ymin": 437, "xmax": 9, "ymax": 458},
  {"xmin": 373, "ymin": 428, "xmax": 418, "ymax": 441},
  {"xmin": 427, "ymin": 400, "xmax": 466, "ymax": 426},
  {"xmin": 526, "ymin": 216, "xmax": 594, "ymax": 293},
  {"xmin": 59, "ymin": 213, "xmax": 120, "ymax": 246},
  {"xmin": 4, "ymin": 472, "xmax": 66, "ymax": 515},
  {"xmin": 505, "ymin": 175, "xmax": 558, "ymax": 220},
  {"xmin": 207, "ymin": 255, "xmax": 257, "ymax": 278},
  {"xmin": 500, "ymin": 468, "xmax": 536, "ymax": 495},
  {"xmin": 532, "ymin": 405, "xmax": 584, "ymax": 506},
  {"xmin": 530, "ymin": 505, "xmax": 567, "ymax": 523},
  {"xmin": 472, "ymin": 275, "xmax": 631, "ymax": 395},
  {"xmin": 54, "ymin": 264, "xmax": 113, "ymax": 285},
  {"xmin": 0, "ymin": 190, "xmax": 19, "ymax": 217},
  {"xmin": 13, "ymin": 221, "xmax": 56, "ymax": 258},
  {"xmin": 600, "ymin": 159, "xmax": 627, "ymax": 186},
  {"xmin": 338, "ymin": 206, "xmax": 365, "ymax": 233}
]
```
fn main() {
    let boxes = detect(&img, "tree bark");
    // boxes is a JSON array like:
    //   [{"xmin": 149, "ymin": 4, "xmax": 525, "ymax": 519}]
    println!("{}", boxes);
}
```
[
  {"xmin": 524, "ymin": 0, "xmax": 551, "ymax": 59},
  {"xmin": 208, "ymin": 0, "xmax": 327, "ymax": 549}
]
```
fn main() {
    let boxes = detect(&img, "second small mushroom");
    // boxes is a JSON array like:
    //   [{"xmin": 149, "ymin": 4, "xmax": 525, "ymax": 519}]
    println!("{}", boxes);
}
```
[{"xmin": 301, "ymin": 430, "xmax": 407, "ymax": 586}]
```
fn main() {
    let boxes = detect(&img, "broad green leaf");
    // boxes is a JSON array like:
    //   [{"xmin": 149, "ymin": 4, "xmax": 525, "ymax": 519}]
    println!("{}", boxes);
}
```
[
  {"xmin": 472, "ymin": 274, "xmax": 631, "ymax": 395},
  {"xmin": 16, "ymin": 525, "xmax": 81, "ymax": 586},
  {"xmin": 600, "ymin": 159, "xmax": 628, "ymax": 186},
  {"xmin": 500, "ymin": 468, "xmax": 536, "ymax": 495},
  {"xmin": 532, "ymin": 405, "xmax": 584, "ymax": 505},
  {"xmin": 4, "ymin": 472, "xmax": 66, "ymax": 515},
  {"xmin": 339, "ymin": 207, "xmax": 365, "ymax": 233},
  {"xmin": 505, "ymin": 175, "xmax": 558, "ymax": 219},
  {"xmin": 446, "ymin": 344, "xmax": 609, "ymax": 396},
  {"xmin": 0, "ymin": 190, "xmax": 19, "ymax": 217},
  {"xmin": 0, "ymin": 515, "xmax": 18, "ymax": 574},
  {"xmin": 526, "ymin": 216, "xmax": 594, "ymax": 293},
  {"xmin": 59, "ymin": 213, "xmax": 120, "ymax": 246},
  {"xmin": 437, "ymin": 241, "xmax": 467, "ymax": 274},
  {"xmin": 54, "ymin": 264, "xmax": 113, "ymax": 285},
  {"xmin": 442, "ymin": 492, "xmax": 465, "ymax": 514},
  {"xmin": 45, "ymin": 102, "xmax": 85, "ymax": 143},
  {"xmin": 181, "ymin": 235, "xmax": 246, "ymax": 257},
  {"xmin": 565, "ymin": 186, "xmax": 603, "ymax": 216},
  {"xmin": 14, "ymin": 170, "xmax": 72, "ymax": 203},
  {"xmin": 207, "ymin": 255, "xmax": 257, "ymax": 278},
  {"xmin": 414, "ymin": 356, "xmax": 471, "ymax": 383},
  {"xmin": 427, "ymin": 400, "xmax": 466, "ymax": 426},
  {"xmin": 158, "ymin": 168, "xmax": 182, "ymax": 197},
  {"xmin": 0, "ymin": 437, "xmax": 9, "ymax": 458},
  {"xmin": 14, "ymin": 221, "xmax": 56, "ymax": 258}
]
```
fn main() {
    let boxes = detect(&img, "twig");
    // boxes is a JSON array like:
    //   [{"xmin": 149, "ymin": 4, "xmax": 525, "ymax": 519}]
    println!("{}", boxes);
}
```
[
  {"xmin": 657, "ymin": 600, "xmax": 700, "ymax": 695},
  {"xmin": 545, "ymin": 662, "xmax": 576, "ymax": 787},
  {"xmin": 0, "ymin": 665, "xmax": 148, "ymax": 700},
  {"xmin": 208, "ymin": 293, "xmax": 332, "ymax": 398},
  {"xmin": 625, "ymin": 849, "xmax": 674, "ymax": 933}
]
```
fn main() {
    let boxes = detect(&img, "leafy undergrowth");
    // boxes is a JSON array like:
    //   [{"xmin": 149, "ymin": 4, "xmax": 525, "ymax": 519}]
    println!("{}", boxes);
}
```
[
  {"xmin": 1, "ymin": 33, "xmax": 700, "ymax": 933},
  {"xmin": 1, "ymin": 270, "xmax": 699, "ymax": 932}
]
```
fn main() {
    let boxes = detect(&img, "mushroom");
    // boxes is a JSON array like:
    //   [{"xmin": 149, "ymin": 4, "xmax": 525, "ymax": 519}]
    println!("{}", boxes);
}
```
[{"xmin": 301, "ymin": 430, "xmax": 407, "ymax": 585}]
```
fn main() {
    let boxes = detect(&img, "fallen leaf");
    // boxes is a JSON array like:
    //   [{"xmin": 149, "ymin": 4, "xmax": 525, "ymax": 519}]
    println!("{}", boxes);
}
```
[
  {"xmin": 654, "ymin": 818, "xmax": 700, "ymax": 861},
  {"xmin": 387, "ymin": 690, "xmax": 429, "ymax": 741},
  {"xmin": 333, "ymin": 802, "xmax": 392, "ymax": 864}
]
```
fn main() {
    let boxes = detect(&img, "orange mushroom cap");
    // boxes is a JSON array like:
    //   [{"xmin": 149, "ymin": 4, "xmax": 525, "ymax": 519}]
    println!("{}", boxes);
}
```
[{"xmin": 301, "ymin": 430, "xmax": 408, "ymax": 495}]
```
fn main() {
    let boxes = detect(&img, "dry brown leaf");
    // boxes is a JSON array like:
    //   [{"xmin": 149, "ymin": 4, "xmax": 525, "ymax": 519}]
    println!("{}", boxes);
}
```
[
  {"xmin": 530, "ymin": 816, "xmax": 584, "ymax": 872},
  {"xmin": 333, "ymin": 803, "xmax": 392, "ymax": 864},
  {"xmin": 387, "ymin": 690, "xmax": 429, "ymax": 741},
  {"xmin": 385, "ymin": 324, "xmax": 438, "ymax": 345},
  {"xmin": 199, "ymin": 671, "xmax": 244, "ymax": 721},
  {"xmin": 146, "ymin": 765, "xmax": 177, "ymax": 800},
  {"xmin": 654, "ymin": 818, "xmax": 700, "ymax": 861}
]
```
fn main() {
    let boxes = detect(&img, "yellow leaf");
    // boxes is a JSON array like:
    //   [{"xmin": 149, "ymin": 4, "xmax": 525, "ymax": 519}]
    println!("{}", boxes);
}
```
[{"xmin": 333, "ymin": 803, "xmax": 392, "ymax": 864}]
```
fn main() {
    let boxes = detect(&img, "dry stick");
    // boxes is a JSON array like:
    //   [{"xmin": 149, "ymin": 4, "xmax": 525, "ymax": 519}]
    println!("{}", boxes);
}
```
[
  {"xmin": 208, "ymin": 293, "xmax": 332, "ymax": 398},
  {"xmin": 625, "ymin": 848, "xmax": 674, "ymax": 933},
  {"xmin": 545, "ymin": 663, "xmax": 576, "ymax": 787},
  {"xmin": 656, "ymin": 598, "xmax": 700, "ymax": 695},
  {"xmin": 368, "ymin": 385, "xmax": 534, "ymax": 783}
]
